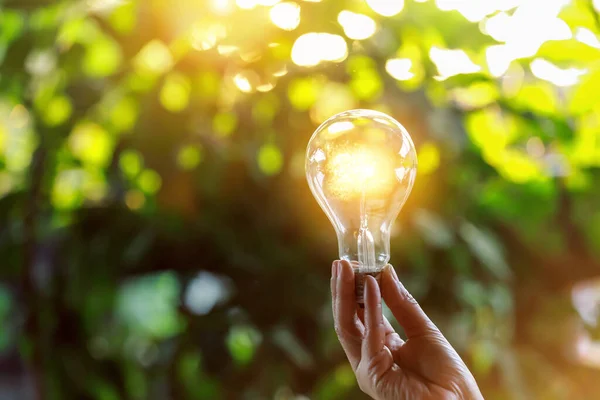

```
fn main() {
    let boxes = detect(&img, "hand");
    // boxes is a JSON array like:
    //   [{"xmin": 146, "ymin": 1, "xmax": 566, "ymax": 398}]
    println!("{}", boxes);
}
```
[{"xmin": 331, "ymin": 260, "xmax": 484, "ymax": 400}]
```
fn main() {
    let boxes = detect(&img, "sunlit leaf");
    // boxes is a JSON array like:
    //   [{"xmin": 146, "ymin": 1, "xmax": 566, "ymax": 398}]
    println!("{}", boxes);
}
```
[
  {"xmin": 213, "ymin": 112, "xmax": 238, "ymax": 136},
  {"xmin": 0, "ymin": 9, "xmax": 25, "ymax": 43},
  {"xmin": 177, "ymin": 145, "xmax": 203, "ymax": 170},
  {"xmin": 69, "ymin": 122, "xmax": 114, "ymax": 168},
  {"xmin": 257, "ymin": 143, "xmax": 283, "ymax": 176},
  {"xmin": 349, "ymin": 68, "xmax": 382, "ymax": 101},
  {"xmin": 117, "ymin": 272, "xmax": 184, "ymax": 339},
  {"xmin": 120, "ymin": 150, "xmax": 143, "ymax": 178},
  {"xmin": 511, "ymin": 82, "xmax": 557, "ymax": 115},
  {"xmin": 57, "ymin": 18, "xmax": 101, "ymax": 49},
  {"xmin": 42, "ymin": 95, "xmax": 72, "ymax": 126},
  {"xmin": 134, "ymin": 40, "xmax": 174, "ymax": 75},
  {"xmin": 160, "ymin": 72, "xmax": 191, "ymax": 112},
  {"xmin": 252, "ymin": 94, "xmax": 280, "ymax": 124},
  {"xmin": 196, "ymin": 70, "xmax": 220, "ymax": 101},
  {"xmin": 138, "ymin": 169, "xmax": 162, "ymax": 194},
  {"xmin": 226, "ymin": 325, "xmax": 262, "ymax": 366},
  {"xmin": 109, "ymin": 96, "xmax": 139, "ymax": 133},
  {"xmin": 287, "ymin": 76, "xmax": 322, "ymax": 110},
  {"xmin": 570, "ymin": 67, "xmax": 600, "ymax": 115},
  {"xmin": 83, "ymin": 36, "xmax": 123, "ymax": 78},
  {"xmin": 52, "ymin": 169, "xmax": 84, "ymax": 210},
  {"xmin": 108, "ymin": 0, "xmax": 138, "ymax": 33},
  {"xmin": 417, "ymin": 142, "xmax": 440, "ymax": 175}
]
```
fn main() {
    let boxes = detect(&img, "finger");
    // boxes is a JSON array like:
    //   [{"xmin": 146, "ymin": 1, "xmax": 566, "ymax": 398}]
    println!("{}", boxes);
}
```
[
  {"xmin": 362, "ymin": 275, "xmax": 386, "ymax": 359},
  {"xmin": 333, "ymin": 260, "xmax": 364, "ymax": 370},
  {"xmin": 360, "ymin": 275, "xmax": 394, "ymax": 378},
  {"xmin": 359, "ymin": 309, "xmax": 404, "ymax": 355},
  {"xmin": 381, "ymin": 265, "xmax": 438, "ymax": 339},
  {"xmin": 383, "ymin": 314, "xmax": 405, "ymax": 346},
  {"xmin": 330, "ymin": 260, "xmax": 338, "ymax": 303}
]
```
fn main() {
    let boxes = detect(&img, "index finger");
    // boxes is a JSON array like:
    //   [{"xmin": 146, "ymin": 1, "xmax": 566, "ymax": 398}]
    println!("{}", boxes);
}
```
[{"xmin": 332, "ymin": 260, "xmax": 364, "ymax": 370}]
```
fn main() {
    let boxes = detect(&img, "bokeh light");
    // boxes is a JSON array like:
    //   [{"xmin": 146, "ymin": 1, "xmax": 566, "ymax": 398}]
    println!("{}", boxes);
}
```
[
  {"xmin": 366, "ymin": 0, "xmax": 405, "ymax": 17},
  {"xmin": 270, "ymin": 2, "xmax": 301, "ymax": 31},
  {"xmin": 291, "ymin": 33, "xmax": 348, "ymax": 67},
  {"xmin": 337, "ymin": 11, "xmax": 377, "ymax": 40}
]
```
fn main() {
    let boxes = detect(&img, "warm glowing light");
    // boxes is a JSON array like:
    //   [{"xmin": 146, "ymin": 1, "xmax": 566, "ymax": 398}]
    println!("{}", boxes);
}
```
[
  {"xmin": 575, "ymin": 27, "xmax": 600, "ymax": 49},
  {"xmin": 481, "ymin": 0, "xmax": 571, "ymax": 77},
  {"xmin": 191, "ymin": 23, "xmax": 227, "ymax": 51},
  {"xmin": 485, "ymin": 45, "xmax": 512, "ymax": 77},
  {"xmin": 385, "ymin": 58, "xmax": 414, "ymax": 81},
  {"xmin": 236, "ymin": 0, "xmax": 257, "ymax": 9},
  {"xmin": 291, "ymin": 33, "xmax": 348, "ymax": 67},
  {"xmin": 271, "ymin": 64, "xmax": 288, "ymax": 77},
  {"xmin": 366, "ymin": 0, "xmax": 404, "ymax": 17},
  {"xmin": 269, "ymin": 2, "xmax": 301, "ymax": 31},
  {"xmin": 326, "ymin": 148, "xmax": 395, "ymax": 199},
  {"xmin": 530, "ymin": 58, "xmax": 587, "ymax": 87},
  {"xmin": 236, "ymin": 0, "xmax": 278, "ymax": 8},
  {"xmin": 436, "ymin": 0, "xmax": 523, "ymax": 22},
  {"xmin": 429, "ymin": 47, "xmax": 480, "ymax": 80},
  {"xmin": 87, "ymin": 0, "xmax": 126, "ymax": 12},
  {"xmin": 233, "ymin": 73, "xmax": 253, "ymax": 92},
  {"xmin": 211, "ymin": 0, "xmax": 234, "ymax": 14},
  {"xmin": 256, "ymin": 82, "xmax": 275, "ymax": 92},
  {"xmin": 217, "ymin": 45, "xmax": 239, "ymax": 55},
  {"xmin": 327, "ymin": 121, "xmax": 354, "ymax": 135},
  {"xmin": 337, "ymin": 11, "xmax": 377, "ymax": 40},
  {"xmin": 134, "ymin": 40, "xmax": 174, "ymax": 75}
]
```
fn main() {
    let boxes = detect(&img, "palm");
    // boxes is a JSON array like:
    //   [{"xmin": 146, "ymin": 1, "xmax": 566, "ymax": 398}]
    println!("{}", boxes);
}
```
[{"xmin": 378, "ymin": 333, "xmax": 472, "ymax": 399}]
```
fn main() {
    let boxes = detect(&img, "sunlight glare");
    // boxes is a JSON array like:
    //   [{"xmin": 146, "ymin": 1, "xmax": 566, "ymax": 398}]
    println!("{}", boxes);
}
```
[
  {"xmin": 291, "ymin": 33, "xmax": 348, "ymax": 67},
  {"xmin": 191, "ymin": 23, "xmax": 227, "ymax": 51},
  {"xmin": 366, "ymin": 0, "xmax": 404, "ymax": 17},
  {"xmin": 575, "ymin": 27, "xmax": 600, "ymax": 49},
  {"xmin": 482, "ymin": 0, "xmax": 571, "ymax": 77},
  {"xmin": 270, "ymin": 2, "xmax": 301, "ymax": 31},
  {"xmin": 337, "ymin": 11, "xmax": 377, "ymax": 40},
  {"xmin": 486, "ymin": 45, "xmax": 512, "ymax": 77},
  {"xmin": 233, "ymin": 72, "xmax": 255, "ymax": 93},
  {"xmin": 385, "ymin": 58, "xmax": 414, "ymax": 81},
  {"xmin": 530, "ymin": 58, "xmax": 587, "ymax": 87},
  {"xmin": 429, "ymin": 47, "xmax": 480, "ymax": 80},
  {"xmin": 436, "ymin": 0, "xmax": 523, "ymax": 22},
  {"xmin": 236, "ymin": 0, "xmax": 257, "ymax": 9},
  {"xmin": 211, "ymin": 0, "xmax": 234, "ymax": 14}
]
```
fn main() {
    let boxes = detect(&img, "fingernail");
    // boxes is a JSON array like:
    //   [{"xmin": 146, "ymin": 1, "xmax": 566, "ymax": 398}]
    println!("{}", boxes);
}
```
[
  {"xmin": 340, "ymin": 261, "xmax": 354, "ymax": 282},
  {"xmin": 332, "ymin": 261, "xmax": 338, "ymax": 278},
  {"xmin": 389, "ymin": 265, "xmax": 399, "ymax": 281}
]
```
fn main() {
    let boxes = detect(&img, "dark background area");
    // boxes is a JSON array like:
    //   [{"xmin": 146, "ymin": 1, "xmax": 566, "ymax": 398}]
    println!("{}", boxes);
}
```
[{"xmin": 2, "ymin": 0, "xmax": 600, "ymax": 398}]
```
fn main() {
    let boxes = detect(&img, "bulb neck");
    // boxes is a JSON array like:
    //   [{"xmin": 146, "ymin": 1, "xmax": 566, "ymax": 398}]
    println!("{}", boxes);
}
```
[
  {"xmin": 354, "ymin": 269, "xmax": 382, "ymax": 306},
  {"xmin": 337, "ymin": 229, "xmax": 390, "ymax": 272}
]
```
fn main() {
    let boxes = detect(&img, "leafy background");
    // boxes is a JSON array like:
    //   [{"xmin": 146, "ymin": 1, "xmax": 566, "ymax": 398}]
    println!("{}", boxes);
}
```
[{"xmin": 2, "ymin": 0, "xmax": 600, "ymax": 399}]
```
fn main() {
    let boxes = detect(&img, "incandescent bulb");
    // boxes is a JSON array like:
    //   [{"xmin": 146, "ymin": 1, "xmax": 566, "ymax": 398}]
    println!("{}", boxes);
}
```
[{"xmin": 305, "ymin": 109, "xmax": 417, "ymax": 303}]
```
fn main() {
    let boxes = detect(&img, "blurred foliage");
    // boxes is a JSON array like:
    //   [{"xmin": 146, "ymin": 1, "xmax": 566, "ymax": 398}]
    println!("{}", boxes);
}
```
[{"xmin": 2, "ymin": 0, "xmax": 600, "ymax": 399}]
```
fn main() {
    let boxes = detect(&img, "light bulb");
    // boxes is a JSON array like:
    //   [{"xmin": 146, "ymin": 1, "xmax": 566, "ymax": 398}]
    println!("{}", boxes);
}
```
[{"xmin": 305, "ymin": 109, "xmax": 417, "ymax": 303}]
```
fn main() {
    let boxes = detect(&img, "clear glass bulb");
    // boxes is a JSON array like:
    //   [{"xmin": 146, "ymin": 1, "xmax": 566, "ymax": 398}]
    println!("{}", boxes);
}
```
[{"xmin": 305, "ymin": 109, "xmax": 417, "ymax": 302}]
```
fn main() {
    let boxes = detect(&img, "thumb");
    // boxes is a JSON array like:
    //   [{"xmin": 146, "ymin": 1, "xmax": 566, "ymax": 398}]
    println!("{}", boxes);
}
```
[{"xmin": 381, "ymin": 265, "xmax": 438, "ymax": 339}]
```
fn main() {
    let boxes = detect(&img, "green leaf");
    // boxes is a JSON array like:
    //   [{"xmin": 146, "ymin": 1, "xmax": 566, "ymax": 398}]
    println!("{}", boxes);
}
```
[
  {"xmin": 83, "ymin": 36, "xmax": 123, "ymax": 78},
  {"xmin": 257, "ymin": 143, "xmax": 283, "ymax": 176},
  {"xmin": 570, "ymin": 67, "xmax": 600, "ymax": 115}
]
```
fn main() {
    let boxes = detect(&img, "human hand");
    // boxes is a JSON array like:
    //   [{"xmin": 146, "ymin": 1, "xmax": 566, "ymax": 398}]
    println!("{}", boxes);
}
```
[{"xmin": 331, "ymin": 260, "xmax": 484, "ymax": 400}]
